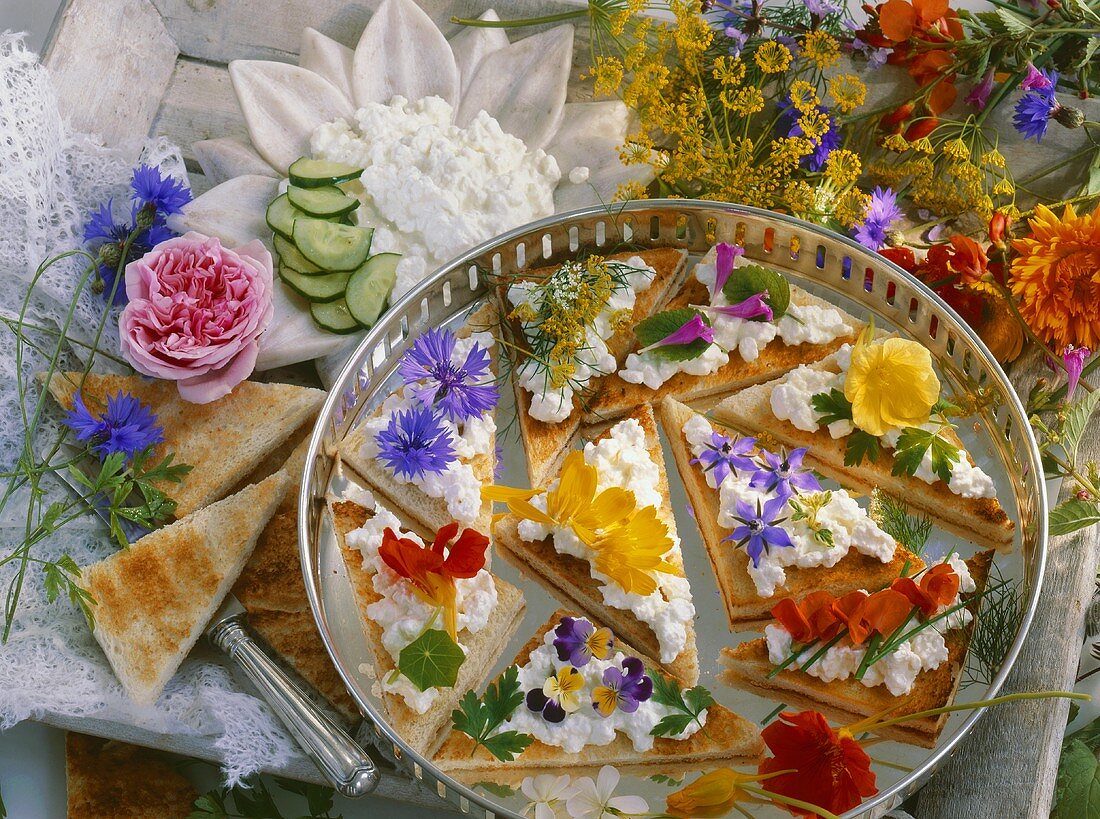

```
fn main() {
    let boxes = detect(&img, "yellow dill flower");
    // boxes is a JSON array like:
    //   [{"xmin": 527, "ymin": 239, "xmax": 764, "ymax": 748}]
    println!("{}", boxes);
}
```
[
  {"xmin": 588, "ymin": 56, "xmax": 624, "ymax": 97},
  {"xmin": 609, "ymin": 308, "xmax": 633, "ymax": 333},
  {"xmin": 801, "ymin": 30, "xmax": 841, "ymax": 69},
  {"xmin": 942, "ymin": 138, "xmax": 970, "ymax": 161},
  {"xmin": 882, "ymin": 133, "xmax": 910, "ymax": 153},
  {"xmin": 788, "ymin": 80, "xmax": 819, "ymax": 113},
  {"xmin": 827, "ymin": 74, "xmax": 867, "ymax": 114},
  {"xmin": 548, "ymin": 362, "xmax": 576, "ymax": 389},
  {"xmin": 783, "ymin": 180, "xmax": 816, "ymax": 214},
  {"xmin": 754, "ymin": 41, "xmax": 792, "ymax": 74},
  {"xmin": 911, "ymin": 136, "xmax": 935, "ymax": 154},
  {"xmin": 712, "ymin": 55, "xmax": 746, "ymax": 87},
  {"xmin": 836, "ymin": 189, "xmax": 871, "ymax": 228},
  {"xmin": 671, "ymin": 0, "xmax": 713, "ymax": 71},
  {"xmin": 723, "ymin": 85, "xmax": 766, "ymax": 115},
  {"xmin": 980, "ymin": 149, "xmax": 1006, "ymax": 168},
  {"xmin": 798, "ymin": 110, "xmax": 831, "ymax": 142},
  {"xmin": 825, "ymin": 149, "xmax": 862, "ymax": 187},
  {"xmin": 992, "ymin": 178, "xmax": 1015, "ymax": 196},
  {"xmin": 509, "ymin": 302, "xmax": 537, "ymax": 323},
  {"xmin": 844, "ymin": 333, "xmax": 941, "ymax": 436},
  {"xmin": 614, "ymin": 180, "xmax": 649, "ymax": 201}
]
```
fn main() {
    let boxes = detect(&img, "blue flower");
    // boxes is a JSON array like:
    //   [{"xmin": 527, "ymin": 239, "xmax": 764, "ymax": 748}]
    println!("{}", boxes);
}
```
[
  {"xmin": 804, "ymin": 0, "xmax": 840, "ymax": 15},
  {"xmin": 83, "ymin": 200, "xmax": 129, "ymax": 245},
  {"xmin": 63, "ymin": 391, "xmax": 165, "ymax": 461},
  {"xmin": 1013, "ymin": 72, "xmax": 1059, "ymax": 143},
  {"xmin": 749, "ymin": 447, "xmax": 821, "ymax": 499},
  {"xmin": 853, "ymin": 186, "xmax": 903, "ymax": 251},
  {"xmin": 397, "ymin": 328, "xmax": 498, "ymax": 422},
  {"xmin": 375, "ymin": 405, "xmax": 456, "ymax": 480},
  {"xmin": 690, "ymin": 431, "xmax": 757, "ymax": 486},
  {"xmin": 131, "ymin": 165, "xmax": 192, "ymax": 216},
  {"xmin": 777, "ymin": 99, "xmax": 841, "ymax": 172},
  {"xmin": 82, "ymin": 199, "xmax": 176, "ymax": 305},
  {"xmin": 724, "ymin": 495, "xmax": 794, "ymax": 568}
]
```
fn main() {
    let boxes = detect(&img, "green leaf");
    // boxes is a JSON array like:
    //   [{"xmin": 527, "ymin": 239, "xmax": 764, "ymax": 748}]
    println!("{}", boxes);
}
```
[
  {"xmin": 0, "ymin": 779, "xmax": 6, "ymax": 819},
  {"xmin": 481, "ymin": 731, "xmax": 534, "ymax": 762},
  {"xmin": 484, "ymin": 664, "xmax": 525, "ymax": 724},
  {"xmin": 683, "ymin": 685, "xmax": 714, "ymax": 714},
  {"xmin": 931, "ymin": 397, "xmax": 962, "ymax": 417},
  {"xmin": 634, "ymin": 308, "xmax": 712, "ymax": 362},
  {"xmin": 450, "ymin": 665, "xmax": 531, "ymax": 762},
  {"xmin": 649, "ymin": 667, "xmax": 684, "ymax": 709},
  {"xmin": 844, "ymin": 430, "xmax": 880, "ymax": 467},
  {"xmin": 810, "ymin": 389, "xmax": 853, "ymax": 426},
  {"xmin": 1050, "ymin": 498, "xmax": 1100, "ymax": 536},
  {"xmin": 398, "ymin": 628, "xmax": 465, "ymax": 691},
  {"xmin": 452, "ymin": 690, "xmax": 489, "ymax": 740},
  {"xmin": 651, "ymin": 713, "xmax": 695, "ymax": 738},
  {"xmin": 721, "ymin": 263, "xmax": 791, "ymax": 320},
  {"xmin": 1062, "ymin": 389, "xmax": 1100, "ymax": 466},
  {"xmin": 993, "ymin": 6, "xmax": 1032, "ymax": 34},
  {"xmin": 1068, "ymin": 715, "xmax": 1100, "ymax": 754},
  {"xmin": 891, "ymin": 427, "xmax": 960, "ymax": 482},
  {"xmin": 929, "ymin": 434, "xmax": 962, "ymax": 484},
  {"xmin": 1053, "ymin": 739, "xmax": 1100, "ymax": 819},
  {"xmin": 474, "ymin": 781, "xmax": 517, "ymax": 799}
]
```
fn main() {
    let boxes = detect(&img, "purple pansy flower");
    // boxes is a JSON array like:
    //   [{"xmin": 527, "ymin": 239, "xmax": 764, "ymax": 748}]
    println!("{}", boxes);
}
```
[
  {"xmin": 698, "ymin": 292, "xmax": 774, "ymax": 322},
  {"xmin": 397, "ymin": 328, "xmax": 498, "ymax": 422},
  {"xmin": 749, "ymin": 447, "xmax": 822, "ymax": 498},
  {"xmin": 712, "ymin": 242, "xmax": 746, "ymax": 296},
  {"xmin": 592, "ymin": 657, "xmax": 653, "ymax": 717},
  {"xmin": 63, "ymin": 391, "xmax": 164, "ymax": 462},
  {"xmin": 1063, "ymin": 344, "xmax": 1092, "ymax": 400},
  {"xmin": 375, "ymin": 405, "xmax": 455, "ymax": 479},
  {"xmin": 691, "ymin": 431, "xmax": 757, "ymax": 486},
  {"xmin": 1022, "ymin": 62, "xmax": 1054, "ymax": 92},
  {"xmin": 965, "ymin": 70, "xmax": 995, "ymax": 111},
  {"xmin": 853, "ymin": 187, "xmax": 903, "ymax": 251},
  {"xmin": 639, "ymin": 312, "xmax": 714, "ymax": 353},
  {"xmin": 553, "ymin": 616, "xmax": 614, "ymax": 667},
  {"xmin": 725, "ymin": 496, "xmax": 794, "ymax": 567}
]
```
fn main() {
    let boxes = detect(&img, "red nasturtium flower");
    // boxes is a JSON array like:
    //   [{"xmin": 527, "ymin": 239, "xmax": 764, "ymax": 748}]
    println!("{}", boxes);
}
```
[
  {"xmin": 947, "ymin": 234, "xmax": 990, "ymax": 284},
  {"xmin": 903, "ymin": 115, "xmax": 940, "ymax": 140},
  {"xmin": 759, "ymin": 710, "xmax": 878, "ymax": 817},
  {"xmin": 836, "ymin": 589, "xmax": 912, "ymax": 645},
  {"xmin": 771, "ymin": 588, "xmax": 913, "ymax": 646},
  {"xmin": 771, "ymin": 591, "xmax": 847, "ymax": 644},
  {"xmin": 892, "ymin": 562, "xmax": 960, "ymax": 616},
  {"xmin": 378, "ymin": 522, "xmax": 489, "ymax": 639}
]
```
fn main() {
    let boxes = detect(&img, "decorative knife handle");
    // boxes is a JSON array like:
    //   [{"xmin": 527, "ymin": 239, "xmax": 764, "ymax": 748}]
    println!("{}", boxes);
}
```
[{"xmin": 209, "ymin": 616, "xmax": 379, "ymax": 798}]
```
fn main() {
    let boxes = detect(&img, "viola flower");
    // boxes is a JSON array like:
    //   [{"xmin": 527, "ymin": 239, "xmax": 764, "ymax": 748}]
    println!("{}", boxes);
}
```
[
  {"xmin": 712, "ymin": 242, "xmax": 745, "ymax": 296},
  {"xmin": 521, "ymin": 774, "xmax": 577, "ymax": 819},
  {"xmin": 527, "ymin": 665, "xmax": 585, "ymax": 723},
  {"xmin": 637, "ymin": 313, "xmax": 714, "ymax": 354},
  {"xmin": 1063, "ymin": 345, "xmax": 1091, "ymax": 400},
  {"xmin": 697, "ymin": 292, "xmax": 773, "ymax": 322},
  {"xmin": 725, "ymin": 496, "xmax": 794, "ymax": 568},
  {"xmin": 554, "ymin": 616, "xmax": 614, "ymax": 667},
  {"xmin": 758, "ymin": 710, "xmax": 877, "ymax": 816},
  {"xmin": 397, "ymin": 328, "xmax": 498, "ymax": 422},
  {"xmin": 130, "ymin": 165, "xmax": 192, "ymax": 216},
  {"xmin": 749, "ymin": 447, "xmax": 822, "ymax": 498},
  {"xmin": 565, "ymin": 766, "xmax": 649, "ymax": 819},
  {"xmin": 964, "ymin": 69, "xmax": 995, "ymax": 111},
  {"xmin": 375, "ymin": 405, "xmax": 456, "ymax": 480},
  {"xmin": 853, "ymin": 187, "xmax": 903, "ymax": 251},
  {"xmin": 844, "ymin": 333, "xmax": 941, "ymax": 436},
  {"xmin": 63, "ymin": 391, "xmax": 164, "ymax": 462},
  {"xmin": 591, "ymin": 657, "xmax": 653, "ymax": 717},
  {"xmin": 691, "ymin": 431, "xmax": 757, "ymax": 486}
]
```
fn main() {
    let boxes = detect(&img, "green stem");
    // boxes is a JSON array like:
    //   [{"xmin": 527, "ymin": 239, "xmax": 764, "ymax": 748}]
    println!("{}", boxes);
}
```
[
  {"xmin": 450, "ymin": 9, "xmax": 587, "ymax": 28},
  {"xmin": 853, "ymin": 690, "xmax": 1088, "ymax": 735},
  {"xmin": 742, "ymin": 785, "xmax": 841, "ymax": 819}
]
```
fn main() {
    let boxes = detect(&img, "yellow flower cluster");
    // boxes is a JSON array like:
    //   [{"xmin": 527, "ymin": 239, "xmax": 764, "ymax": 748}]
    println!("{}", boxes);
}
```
[
  {"xmin": 755, "ymin": 41, "xmax": 792, "ymax": 74},
  {"xmin": 801, "ymin": 29, "xmax": 841, "ymax": 69},
  {"xmin": 827, "ymin": 74, "xmax": 867, "ymax": 113}
]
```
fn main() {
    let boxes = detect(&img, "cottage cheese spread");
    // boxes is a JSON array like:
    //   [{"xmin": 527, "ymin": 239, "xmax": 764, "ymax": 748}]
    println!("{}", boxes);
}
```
[
  {"xmin": 497, "ymin": 626, "xmax": 705, "ymax": 753},
  {"xmin": 770, "ymin": 344, "xmax": 997, "ymax": 499},
  {"xmin": 683, "ymin": 414, "xmax": 896, "ymax": 598},
  {"xmin": 508, "ymin": 257, "xmax": 655, "ymax": 423},
  {"xmin": 516, "ymin": 418, "xmax": 694, "ymax": 661},
  {"xmin": 358, "ymin": 332, "xmax": 496, "ymax": 523},
  {"xmin": 311, "ymin": 95, "xmax": 561, "ymax": 299},
  {"xmin": 343, "ymin": 492, "xmax": 498, "ymax": 712}
]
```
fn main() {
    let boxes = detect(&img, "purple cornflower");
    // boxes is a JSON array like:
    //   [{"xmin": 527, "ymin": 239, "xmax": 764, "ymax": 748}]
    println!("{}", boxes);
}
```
[
  {"xmin": 1013, "ymin": 71, "xmax": 1059, "ymax": 142},
  {"xmin": 699, "ymin": 293, "xmax": 773, "ymax": 322},
  {"xmin": 130, "ymin": 165, "xmax": 192, "ymax": 216},
  {"xmin": 63, "ymin": 391, "xmax": 164, "ymax": 462},
  {"xmin": 724, "ymin": 496, "xmax": 793, "ymax": 568},
  {"xmin": 964, "ymin": 70, "xmax": 995, "ymax": 111},
  {"xmin": 638, "ymin": 313, "xmax": 714, "ymax": 353},
  {"xmin": 724, "ymin": 26, "xmax": 749, "ymax": 56},
  {"xmin": 592, "ymin": 657, "xmax": 653, "ymax": 717},
  {"xmin": 691, "ymin": 431, "xmax": 757, "ymax": 486},
  {"xmin": 397, "ymin": 328, "xmax": 498, "ymax": 422},
  {"xmin": 1063, "ymin": 344, "xmax": 1092, "ymax": 400},
  {"xmin": 553, "ymin": 616, "xmax": 614, "ymax": 667},
  {"xmin": 1022, "ymin": 62, "xmax": 1054, "ymax": 92},
  {"xmin": 778, "ymin": 99, "xmax": 841, "ymax": 172},
  {"xmin": 712, "ymin": 242, "xmax": 746, "ymax": 296},
  {"xmin": 804, "ymin": 0, "xmax": 841, "ymax": 15},
  {"xmin": 375, "ymin": 405, "xmax": 455, "ymax": 479},
  {"xmin": 749, "ymin": 448, "xmax": 821, "ymax": 498},
  {"xmin": 853, "ymin": 187, "xmax": 903, "ymax": 251}
]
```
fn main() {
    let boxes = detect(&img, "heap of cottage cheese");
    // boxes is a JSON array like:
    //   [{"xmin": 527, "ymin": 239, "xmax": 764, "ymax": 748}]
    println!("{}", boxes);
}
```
[{"xmin": 311, "ymin": 95, "xmax": 561, "ymax": 299}]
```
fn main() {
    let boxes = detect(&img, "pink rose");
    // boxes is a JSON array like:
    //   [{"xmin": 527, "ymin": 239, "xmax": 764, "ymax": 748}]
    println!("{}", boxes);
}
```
[{"xmin": 119, "ymin": 232, "xmax": 274, "ymax": 404}]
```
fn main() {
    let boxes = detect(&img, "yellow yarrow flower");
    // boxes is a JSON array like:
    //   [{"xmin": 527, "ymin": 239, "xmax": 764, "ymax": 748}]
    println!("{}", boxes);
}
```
[
  {"xmin": 828, "ymin": 73, "xmax": 867, "ymax": 113},
  {"xmin": 844, "ymin": 332, "xmax": 941, "ymax": 436},
  {"xmin": 754, "ymin": 41, "xmax": 792, "ymax": 74},
  {"xmin": 801, "ymin": 30, "xmax": 841, "ymax": 69},
  {"xmin": 825, "ymin": 149, "xmax": 862, "ymax": 187}
]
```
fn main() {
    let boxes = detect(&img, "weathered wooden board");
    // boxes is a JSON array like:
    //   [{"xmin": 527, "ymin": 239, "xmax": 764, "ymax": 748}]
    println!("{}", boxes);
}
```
[{"xmin": 151, "ymin": 57, "xmax": 249, "ymax": 165}]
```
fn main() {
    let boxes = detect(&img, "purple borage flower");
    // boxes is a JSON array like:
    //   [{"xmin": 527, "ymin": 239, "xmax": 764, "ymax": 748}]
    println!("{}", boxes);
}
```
[
  {"xmin": 853, "ymin": 186, "xmax": 903, "ymax": 251},
  {"xmin": 375, "ymin": 405, "xmax": 456, "ymax": 480},
  {"xmin": 397, "ymin": 327, "xmax": 498, "ymax": 422},
  {"xmin": 638, "ymin": 313, "xmax": 714, "ymax": 354},
  {"xmin": 1013, "ymin": 69, "xmax": 1060, "ymax": 143},
  {"xmin": 691, "ymin": 431, "xmax": 757, "ymax": 486},
  {"xmin": 725, "ymin": 495, "xmax": 794, "ymax": 568},
  {"xmin": 592, "ymin": 657, "xmax": 653, "ymax": 717},
  {"xmin": 63, "ymin": 390, "xmax": 165, "ymax": 462},
  {"xmin": 553, "ymin": 616, "xmax": 614, "ymax": 667},
  {"xmin": 712, "ymin": 241, "xmax": 746, "ymax": 296},
  {"xmin": 749, "ymin": 447, "xmax": 821, "ymax": 499},
  {"xmin": 696, "ymin": 292, "xmax": 774, "ymax": 322}
]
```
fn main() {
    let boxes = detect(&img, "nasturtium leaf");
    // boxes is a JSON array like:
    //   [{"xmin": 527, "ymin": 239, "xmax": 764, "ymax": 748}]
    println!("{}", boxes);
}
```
[
  {"xmin": 398, "ymin": 628, "xmax": 465, "ymax": 691},
  {"xmin": 721, "ymin": 263, "xmax": 790, "ymax": 320},
  {"xmin": 634, "ymin": 308, "xmax": 713, "ymax": 362}
]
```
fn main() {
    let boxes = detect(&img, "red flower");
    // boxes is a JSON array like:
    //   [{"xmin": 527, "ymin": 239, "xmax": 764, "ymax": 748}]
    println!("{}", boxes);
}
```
[
  {"xmin": 903, "ymin": 116, "xmax": 940, "ymax": 140},
  {"xmin": 879, "ymin": 246, "xmax": 917, "ymax": 273},
  {"xmin": 946, "ymin": 234, "xmax": 989, "ymax": 284},
  {"xmin": 771, "ymin": 591, "xmax": 846, "ymax": 644},
  {"xmin": 892, "ymin": 562, "xmax": 960, "ymax": 616},
  {"xmin": 989, "ymin": 211, "xmax": 1012, "ymax": 246},
  {"xmin": 759, "ymin": 710, "xmax": 878, "ymax": 817},
  {"xmin": 835, "ymin": 589, "xmax": 913, "ymax": 645},
  {"xmin": 879, "ymin": 102, "xmax": 914, "ymax": 133}
]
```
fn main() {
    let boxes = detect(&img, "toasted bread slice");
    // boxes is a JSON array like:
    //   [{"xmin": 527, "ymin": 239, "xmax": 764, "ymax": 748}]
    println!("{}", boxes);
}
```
[
  {"xmin": 720, "ymin": 551, "xmax": 994, "ymax": 748},
  {"xmin": 585, "ymin": 274, "xmax": 863, "ymax": 423},
  {"xmin": 43, "ymin": 372, "xmax": 323, "ymax": 518},
  {"xmin": 433, "ymin": 608, "xmax": 763, "ymax": 781},
  {"xmin": 658, "ymin": 396, "xmax": 922, "ymax": 629},
  {"xmin": 709, "ymin": 353, "xmax": 1014, "ymax": 551},
  {"xmin": 495, "ymin": 404, "xmax": 700, "ymax": 683},
  {"xmin": 66, "ymin": 732, "xmax": 197, "ymax": 819},
  {"xmin": 340, "ymin": 302, "xmax": 499, "ymax": 538},
  {"xmin": 80, "ymin": 471, "xmax": 291, "ymax": 705},
  {"xmin": 331, "ymin": 497, "xmax": 525, "ymax": 757},
  {"xmin": 504, "ymin": 247, "xmax": 689, "ymax": 487}
]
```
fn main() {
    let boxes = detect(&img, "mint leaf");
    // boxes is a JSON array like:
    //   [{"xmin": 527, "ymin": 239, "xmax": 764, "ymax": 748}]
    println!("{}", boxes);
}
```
[
  {"xmin": 634, "ymin": 308, "xmax": 712, "ymax": 362},
  {"xmin": 721, "ymin": 263, "xmax": 791, "ymax": 320},
  {"xmin": 811, "ymin": 389, "xmax": 853, "ymax": 426},
  {"xmin": 398, "ymin": 629, "xmax": 465, "ymax": 691},
  {"xmin": 1053, "ymin": 739, "xmax": 1100, "ymax": 819},
  {"xmin": 845, "ymin": 430, "xmax": 880, "ymax": 466},
  {"xmin": 1051, "ymin": 498, "xmax": 1100, "ymax": 536}
]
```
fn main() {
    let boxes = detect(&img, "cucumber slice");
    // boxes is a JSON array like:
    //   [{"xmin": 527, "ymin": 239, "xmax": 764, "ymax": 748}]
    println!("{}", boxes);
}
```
[
  {"xmin": 288, "ymin": 157, "xmax": 363, "ymax": 188},
  {"xmin": 345, "ymin": 252, "xmax": 399, "ymax": 327},
  {"xmin": 273, "ymin": 234, "xmax": 324, "ymax": 274},
  {"xmin": 265, "ymin": 194, "xmax": 302, "ymax": 240},
  {"xmin": 287, "ymin": 185, "xmax": 358, "ymax": 219},
  {"xmin": 279, "ymin": 265, "xmax": 350, "ymax": 303},
  {"xmin": 310, "ymin": 299, "xmax": 361, "ymax": 334},
  {"xmin": 292, "ymin": 219, "xmax": 373, "ymax": 272}
]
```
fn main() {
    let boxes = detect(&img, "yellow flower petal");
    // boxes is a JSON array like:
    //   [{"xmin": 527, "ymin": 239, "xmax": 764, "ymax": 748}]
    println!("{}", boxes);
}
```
[{"xmin": 845, "ymin": 337, "xmax": 940, "ymax": 436}]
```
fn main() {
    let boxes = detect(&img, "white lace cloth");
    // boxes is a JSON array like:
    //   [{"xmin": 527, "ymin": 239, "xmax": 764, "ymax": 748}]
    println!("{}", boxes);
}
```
[{"xmin": 0, "ymin": 33, "xmax": 300, "ymax": 785}]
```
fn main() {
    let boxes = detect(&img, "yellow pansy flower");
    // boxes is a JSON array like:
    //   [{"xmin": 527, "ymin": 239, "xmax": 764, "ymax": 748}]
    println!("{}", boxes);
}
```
[
  {"xmin": 542, "ymin": 665, "xmax": 585, "ymax": 714},
  {"xmin": 844, "ymin": 332, "xmax": 941, "ymax": 436}
]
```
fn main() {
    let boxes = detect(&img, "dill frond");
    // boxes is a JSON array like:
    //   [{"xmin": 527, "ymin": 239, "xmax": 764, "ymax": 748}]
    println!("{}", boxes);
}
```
[{"xmin": 869, "ymin": 490, "xmax": 933, "ymax": 555}]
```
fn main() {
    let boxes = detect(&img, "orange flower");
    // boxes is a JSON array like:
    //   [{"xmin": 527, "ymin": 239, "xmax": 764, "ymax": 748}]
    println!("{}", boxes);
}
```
[
  {"xmin": 947, "ymin": 234, "xmax": 989, "ymax": 284},
  {"xmin": 771, "ymin": 591, "xmax": 846, "ymax": 644},
  {"xmin": 834, "ymin": 588, "xmax": 913, "ymax": 645},
  {"xmin": 667, "ymin": 768, "xmax": 760, "ymax": 818},
  {"xmin": 877, "ymin": 0, "xmax": 960, "ymax": 43},
  {"xmin": 892, "ymin": 562, "xmax": 960, "ymax": 616},
  {"xmin": 903, "ymin": 116, "xmax": 939, "ymax": 141}
]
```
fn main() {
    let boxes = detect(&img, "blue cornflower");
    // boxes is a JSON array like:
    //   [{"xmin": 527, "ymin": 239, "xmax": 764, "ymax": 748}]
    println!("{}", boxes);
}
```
[
  {"xmin": 375, "ymin": 405, "xmax": 456, "ymax": 480},
  {"xmin": 63, "ymin": 391, "xmax": 165, "ymax": 461},
  {"xmin": 777, "ymin": 99, "xmax": 841, "ymax": 172},
  {"xmin": 82, "ymin": 201, "xmax": 174, "ymax": 306},
  {"xmin": 131, "ymin": 165, "xmax": 192, "ymax": 216},
  {"xmin": 397, "ymin": 328, "xmax": 498, "ymax": 422},
  {"xmin": 804, "ymin": 0, "xmax": 840, "ymax": 15},
  {"xmin": 1013, "ymin": 77, "xmax": 1059, "ymax": 143},
  {"xmin": 853, "ymin": 186, "xmax": 903, "ymax": 251},
  {"xmin": 724, "ymin": 496, "xmax": 794, "ymax": 568},
  {"xmin": 749, "ymin": 447, "xmax": 821, "ymax": 499}
]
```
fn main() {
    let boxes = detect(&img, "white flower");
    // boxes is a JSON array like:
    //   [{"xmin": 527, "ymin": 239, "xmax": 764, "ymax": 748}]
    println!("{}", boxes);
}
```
[
  {"xmin": 522, "ymin": 773, "xmax": 577, "ymax": 819},
  {"xmin": 565, "ymin": 766, "xmax": 649, "ymax": 819}
]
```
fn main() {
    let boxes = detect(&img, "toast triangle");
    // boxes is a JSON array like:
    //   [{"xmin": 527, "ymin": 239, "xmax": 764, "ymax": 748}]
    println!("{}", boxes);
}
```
[
  {"xmin": 43, "ymin": 372, "xmax": 323, "ymax": 518},
  {"xmin": 433, "ymin": 609, "xmax": 763, "ymax": 781},
  {"xmin": 720, "ymin": 551, "xmax": 994, "ymax": 748},
  {"xmin": 657, "ymin": 396, "xmax": 922, "ymax": 629},
  {"xmin": 79, "ymin": 470, "xmax": 292, "ymax": 705},
  {"xmin": 709, "ymin": 353, "xmax": 1015, "ymax": 551},
  {"xmin": 330, "ymin": 497, "xmax": 526, "ymax": 757}
]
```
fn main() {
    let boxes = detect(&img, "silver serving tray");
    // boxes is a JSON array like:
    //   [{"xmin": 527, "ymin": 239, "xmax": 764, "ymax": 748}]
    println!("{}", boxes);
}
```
[{"xmin": 299, "ymin": 201, "xmax": 1046, "ymax": 818}]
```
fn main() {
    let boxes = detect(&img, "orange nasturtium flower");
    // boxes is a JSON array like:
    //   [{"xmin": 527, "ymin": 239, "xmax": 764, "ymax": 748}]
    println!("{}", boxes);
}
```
[
  {"xmin": 891, "ymin": 562, "xmax": 960, "ymax": 616},
  {"xmin": 377, "ymin": 522, "xmax": 488, "ymax": 639},
  {"xmin": 666, "ymin": 768, "xmax": 766, "ymax": 818}
]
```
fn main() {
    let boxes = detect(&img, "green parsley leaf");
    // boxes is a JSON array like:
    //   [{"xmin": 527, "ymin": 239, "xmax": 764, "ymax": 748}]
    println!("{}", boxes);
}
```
[
  {"xmin": 651, "ymin": 713, "xmax": 695, "ymax": 737},
  {"xmin": 721, "ymin": 263, "xmax": 791, "ymax": 320},
  {"xmin": 649, "ymin": 671, "xmax": 714, "ymax": 737},
  {"xmin": 482, "ymin": 731, "xmax": 535, "ymax": 762},
  {"xmin": 474, "ymin": 781, "xmax": 517, "ymax": 799},
  {"xmin": 810, "ymin": 389, "xmax": 853, "ymax": 426},
  {"xmin": 892, "ymin": 427, "xmax": 960, "ymax": 483},
  {"xmin": 634, "ymin": 308, "xmax": 712, "ymax": 362},
  {"xmin": 398, "ymin": 628, "xmax": 465, "ymax": 691},
  {"xmin": 930, "ymin": 397, "xmax": 962, "ymax": 417},
  {"xmin": 450, "ymin": 665, "xmax": 532, "ymax": 762},
  {"xmin": 844, "ymin": 430, "xmax": 880, "ymax": 466}
]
